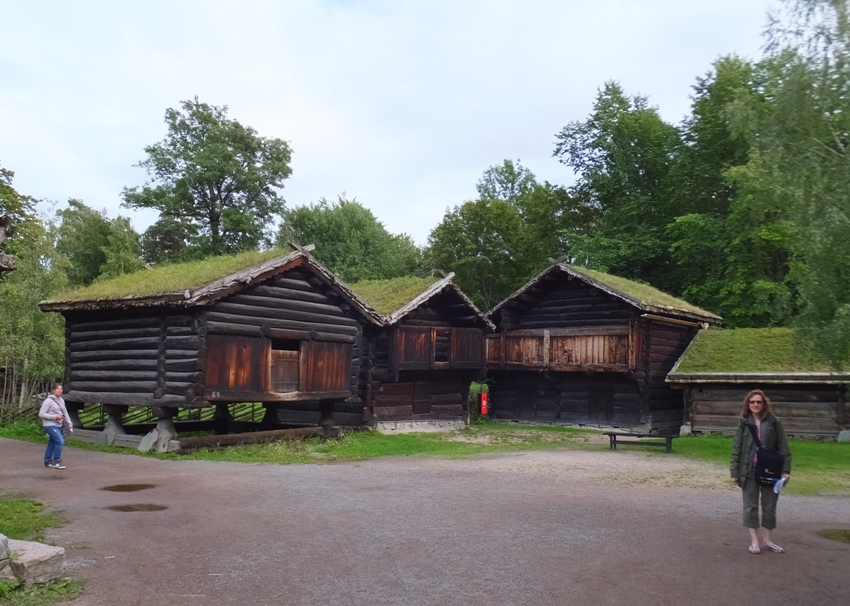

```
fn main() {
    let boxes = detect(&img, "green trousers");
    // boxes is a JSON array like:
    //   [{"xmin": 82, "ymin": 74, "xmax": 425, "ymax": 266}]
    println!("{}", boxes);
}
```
[{"xmin": 742, "ymin": 475, "xmax": 779, "ymax": 530}]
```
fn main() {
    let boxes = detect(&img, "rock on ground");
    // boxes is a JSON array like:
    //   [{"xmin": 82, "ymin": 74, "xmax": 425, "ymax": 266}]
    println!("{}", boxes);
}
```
[{"xmin": 7, "ymin": 539, "xmax": 64, "ymax": 587}]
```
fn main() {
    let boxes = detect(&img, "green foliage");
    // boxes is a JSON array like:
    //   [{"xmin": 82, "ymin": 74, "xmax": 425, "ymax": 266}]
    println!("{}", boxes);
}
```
[
  {"xmin": 674, "ymin": 327, "xmax": 840, "ymax": 372},
  {"xmin": 278, "ymin": 196, "xmax": 422, "ymax": 282},
  {"xmin": 554, "ymin": 82, "xmax": 683, "ymax": 291},
  {"xmin": 46, "ymin": 248, "xmax": 284, "ymax": 303},
  {"xmin": 140, "ymin": 216, "xmax": 193, "ymax": 265},
  {"xmin": 0, "ymin": 579, "xmax": 83, "ymax": 605},
  {"xmin": 427, "ymin": 160, "xmax": 585, "ymax": 310},
  {"xmin": 348, "ymin": 276, "xmax": 437, "ymax": 315},
  {"xmin": 54, "ymin": 200, "xmax": 113, "ymax": 287},
  {"xmin": 123, "ymin": 97, "xmax": 292, "ymax": 258},
  {"xmin": 0, "ymin": 497, "xmax": 63, "ymax": 542},
  {"xmin": 98, "ymin": 216, "xmax": 144, "ymax": 280}
]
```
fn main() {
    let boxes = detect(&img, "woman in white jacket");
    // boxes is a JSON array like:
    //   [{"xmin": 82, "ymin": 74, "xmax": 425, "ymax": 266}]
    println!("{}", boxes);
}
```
[{"xmin": 39, "ymin": 384, "xmax": 72, "ymax": 469}]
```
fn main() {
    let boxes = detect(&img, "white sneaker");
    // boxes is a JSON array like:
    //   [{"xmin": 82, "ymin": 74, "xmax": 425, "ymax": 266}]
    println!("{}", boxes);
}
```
[{"xmin": 52, "ymin": 461, "xmax": 66, "ymax": 469}]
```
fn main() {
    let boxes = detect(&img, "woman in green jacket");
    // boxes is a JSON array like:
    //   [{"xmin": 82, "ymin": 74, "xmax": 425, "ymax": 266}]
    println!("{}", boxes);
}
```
[{"xmin": 730, "ymin": 389, "xmax": 792, "ymax": 554}]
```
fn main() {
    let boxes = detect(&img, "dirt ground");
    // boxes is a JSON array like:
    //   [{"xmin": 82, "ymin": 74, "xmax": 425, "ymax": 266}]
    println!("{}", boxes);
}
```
[{"xmin": 1, "ymin": 437, "xmax": 848, "ymax": 606}]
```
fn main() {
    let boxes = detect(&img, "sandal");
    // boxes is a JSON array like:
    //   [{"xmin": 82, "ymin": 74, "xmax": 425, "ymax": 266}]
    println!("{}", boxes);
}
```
[
  {"xmin": 761, "ymin": 542, "xmax": 785, "ymax": 553},
  {"xmin": 748, "ymin": 544, "xmax": 761, "ymax": 554}
]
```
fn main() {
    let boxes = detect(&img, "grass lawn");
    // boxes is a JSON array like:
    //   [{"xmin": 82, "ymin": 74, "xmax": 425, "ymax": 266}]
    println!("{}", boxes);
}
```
[
  {"xmin": 2, "ymin": 419, "xmax": 848, "ymax": 496},
  {"xmin": 0, "ymin": 493, "xmax": 83, "ymax": 605}
]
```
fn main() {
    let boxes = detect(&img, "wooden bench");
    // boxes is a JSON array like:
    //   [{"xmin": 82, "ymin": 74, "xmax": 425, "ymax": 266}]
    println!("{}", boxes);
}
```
[{"xmin": 603, "ymin": 432, "xmax": 676, "ymax": 453}]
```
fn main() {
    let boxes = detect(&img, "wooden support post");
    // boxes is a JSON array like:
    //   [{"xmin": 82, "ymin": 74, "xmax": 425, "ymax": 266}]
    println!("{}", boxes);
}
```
[
  {"xmin": 318, "ymin": 399, "xmax": 336, "ymax": 429},
  {"xmin": 214, "ymin": 403, "xmax": 232, "ymax": 435},
  {"xmin": 153, "ymin": 406, "xmax": 178, "ymax": 453},
  {"xmin": 102, "ymin": 404, "xmax": 128, "ymax": 445},
  {"xmin": 261, "ymin": 403, "xmax": 282, "ymax": 430},
  {"xmin": 838, "ymin": 385, "xmax": 847, "ymax": 427}
]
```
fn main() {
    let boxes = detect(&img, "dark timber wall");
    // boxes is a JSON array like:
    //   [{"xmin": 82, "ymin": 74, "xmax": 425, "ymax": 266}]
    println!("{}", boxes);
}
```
[
  {"xmin": 487, "ymin": 270, "xmax": 700, "ymax": 433},
  {"xmin": 367, "ymin": 287, "xmax": 486, "ymax": 423},
  {"xmin": 682, "ymin": 383, "xmax": 847, "ymax": 437}
]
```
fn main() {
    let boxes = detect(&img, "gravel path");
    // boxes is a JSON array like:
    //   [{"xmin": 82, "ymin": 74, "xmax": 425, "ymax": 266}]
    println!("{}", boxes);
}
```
[{"xmin": 1, "ymin": 437, "xmax": 848, "ymax": 606}]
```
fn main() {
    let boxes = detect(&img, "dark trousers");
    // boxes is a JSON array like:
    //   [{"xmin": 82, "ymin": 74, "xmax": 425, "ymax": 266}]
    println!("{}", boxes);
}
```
[
  {"xmin": 44, "ymin": 425, "xmax": 64, "ymax": 464},
  {"xmin": 742, "ymin": 475, "xmax": 779, "ymax": 529}
]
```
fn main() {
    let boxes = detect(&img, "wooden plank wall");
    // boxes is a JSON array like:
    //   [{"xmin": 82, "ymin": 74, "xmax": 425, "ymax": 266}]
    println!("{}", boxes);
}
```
[
  {"xmin": 64, "ymin": 312, "xmax": 202, "ymax": 407},
  {"xmin": 488, "ymin": 371, "xmax": 645, "ymax": 428},
  {"xmin": 373, "ymin": 371, "xmax": 468, "ymax": 421},
  {"xmin": 688, "ymin": 384, "xmax": 845, "ymax": 436}
]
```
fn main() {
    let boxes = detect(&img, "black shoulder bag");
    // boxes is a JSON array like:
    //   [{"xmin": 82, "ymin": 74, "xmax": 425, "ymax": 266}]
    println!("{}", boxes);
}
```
[{"xmin": 746, "ymin": 423, "xmax": 785, "ymax": 487}]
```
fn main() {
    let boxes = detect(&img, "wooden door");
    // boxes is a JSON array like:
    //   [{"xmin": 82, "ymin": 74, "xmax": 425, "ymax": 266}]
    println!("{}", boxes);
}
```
[
  {"xmin": 270, "ymin": 350, "xmax": 300, "ymax": 392},
  {"xmin": 588, "ymin": 384, "xmax": 614, "ymax": 421}
]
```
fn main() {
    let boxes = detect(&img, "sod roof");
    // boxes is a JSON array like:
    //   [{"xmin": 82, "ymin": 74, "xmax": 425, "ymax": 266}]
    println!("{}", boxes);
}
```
[
  {"xmin": 348, "ymin": 276, "xmax": 440, "ymax": 315},
  {"xmin": 672, "ymin": 328, "xmax": 845, "ymax": 374},
  {"xmin": 489, "ymin": 262, "xmax": 722, "ymax": 323},
  {"xmin": 44, "ymin": 249, "xmax": 287, "ymax": 304}
]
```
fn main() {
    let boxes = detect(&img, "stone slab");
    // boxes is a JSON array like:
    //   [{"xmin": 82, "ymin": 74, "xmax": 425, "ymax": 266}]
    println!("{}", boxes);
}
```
[
  {"xmin": 838, "ymin": 429, "xmax": 850, "ymax": 444},
  {"xmin": 376, "ymin": 419, "xmax": 466, "ymax": 434},
  {"xmin": 7, "ymin": 539, "xmax": 64, "ymax": 587},
  {"xmin": 0, "ymin": 533, "xmax": 8, "ymax": 561},
  {"xmin": 138, "ymin": 429, "xmax": 158, "ymax": 453},
  {"xmin": 0, "ymin": 559, "xmax": 16, "ymax": 583}
]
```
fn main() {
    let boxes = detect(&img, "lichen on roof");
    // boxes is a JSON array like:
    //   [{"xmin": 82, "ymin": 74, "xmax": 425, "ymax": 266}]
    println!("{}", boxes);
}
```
[
  {"xmin": 674, "ymin": 328, "xmax": 842, "ymax": 373},
  {"xmin": 567, "ymin": 265, "xmax": 719, "ymax": 319},
  {"xmin": 348, "ymin": 276, "xmax": 439, "ymax": 315},
  {"xmin": 45, "ymin": 249, "xmax": 287, "ymax": 303}
]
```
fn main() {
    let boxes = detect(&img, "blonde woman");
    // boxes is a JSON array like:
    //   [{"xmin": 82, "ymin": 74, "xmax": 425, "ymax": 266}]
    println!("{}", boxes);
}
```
[{"xmin": 730, "ymin": 389, "xmax": 792, "ymax": 554}]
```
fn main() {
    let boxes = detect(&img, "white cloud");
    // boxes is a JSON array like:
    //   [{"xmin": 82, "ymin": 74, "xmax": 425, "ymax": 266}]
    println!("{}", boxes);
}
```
[{"xmin": 0, "ymin": 0, "xmax": 774, "ymax": 244}]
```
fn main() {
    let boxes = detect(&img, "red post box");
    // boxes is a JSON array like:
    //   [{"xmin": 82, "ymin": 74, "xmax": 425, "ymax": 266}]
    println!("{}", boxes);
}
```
[{"xmin": 480, "ymin": 392, "xmax": 489, "ymax": 415}]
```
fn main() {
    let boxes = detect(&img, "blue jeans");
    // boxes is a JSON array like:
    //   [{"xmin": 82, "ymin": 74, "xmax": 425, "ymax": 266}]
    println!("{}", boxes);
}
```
[{"xmin": 44, "ymin": 426, "xmax": 64, "ymax": 465}]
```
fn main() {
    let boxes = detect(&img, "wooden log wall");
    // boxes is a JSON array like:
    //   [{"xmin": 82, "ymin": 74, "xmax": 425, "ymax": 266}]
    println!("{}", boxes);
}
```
[
  {"xmin": 644, "ymin": 320, "xmax": 698, "ymax": 432},
  {"xmin": 488, "ymin": 371, "xmax": 646, "ymax": 429},
  {"xmin": 64, "ymin": 312, "xmax": 202, "ymax": 407},
  {"xmin": 687, "ymin": 384, "xmax": 845, "ymax": 436},
  {"xmin": 203, "ymin": 267, "xmax": 364, "ymax": 414},
  {"xmin": 499, "ymin": 278, "xmax": 634, "ymax": 330},
  {"xmin": 366, "ymin": 294, "xmax": 484, "ymax": 423}
]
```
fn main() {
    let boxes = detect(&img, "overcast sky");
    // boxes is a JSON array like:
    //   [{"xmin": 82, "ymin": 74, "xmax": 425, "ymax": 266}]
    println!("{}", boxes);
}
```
[{"xmin": 1, "ymin": 0, "xmax": 775, "ymax": 246}]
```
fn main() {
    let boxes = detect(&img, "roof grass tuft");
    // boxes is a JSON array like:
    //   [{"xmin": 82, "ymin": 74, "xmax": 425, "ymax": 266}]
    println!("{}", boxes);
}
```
[
  {"xmin": 348, "ymin": 276, "xmax": 438, "ymax": 315},
  {"xmin": 674, "ymin": 327, "xmax": 844, "ymax": 373},
  {"xmin": 569, "ymin": 265, "xmax": 719, "ymax": 319},
  {"xmin": 46, "ymin": 249, "xmax": 288, "ymax": 303}
]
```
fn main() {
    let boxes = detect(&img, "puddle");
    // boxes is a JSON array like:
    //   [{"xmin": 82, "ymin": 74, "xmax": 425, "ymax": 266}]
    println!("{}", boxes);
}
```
[
  {"xmin": 100, "ymin": 483, "xmax": 157, "ymax": 493},
  {"xmin": 106, "ymin": 504, "xmax": 168, "ymax": 512},
  {"xmin": 818, "ymin": 529, "xmax": 850, "ymax": 543}
]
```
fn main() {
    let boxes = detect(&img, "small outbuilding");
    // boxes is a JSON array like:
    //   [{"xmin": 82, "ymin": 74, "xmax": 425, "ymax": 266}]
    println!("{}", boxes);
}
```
[
  {"xmin": 485, "ymin": 262, "xmax": 722, "ymax": 433},
  {"xmin": 350, "ymin": 275, "xmax": 492, "ymax": 427},
  {"xmin": 667, "ymin": 328, "xmax": 849, "ymax": 438}
]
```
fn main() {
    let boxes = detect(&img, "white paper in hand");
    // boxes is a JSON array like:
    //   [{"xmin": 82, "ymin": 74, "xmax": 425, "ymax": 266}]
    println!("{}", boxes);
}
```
[{"xmin": 773, "ymin": 477, "xmax": 787, "ymax": 494}]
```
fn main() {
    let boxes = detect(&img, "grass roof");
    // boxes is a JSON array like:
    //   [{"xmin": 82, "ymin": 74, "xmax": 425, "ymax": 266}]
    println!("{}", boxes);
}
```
[
  {"xmin": 674, "ymin": 328, "xmax": 842, "ymax": 373},
  {"xmin": 568, "ymin": 265, "xmax": 719, "ymax": 319},
  {"xmin": 348, "ymin": 276, "xmax": 439, "ymax": 315},
  {"xmin": 46, "ymin": 249, "xmax": 287, "ymax": 303}
]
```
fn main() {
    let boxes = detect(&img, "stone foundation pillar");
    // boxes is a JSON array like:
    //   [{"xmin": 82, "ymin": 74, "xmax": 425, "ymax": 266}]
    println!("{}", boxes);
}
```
[
  {"xmin": 64, "ymin": 402, "xmax": 84, "ymax": 429},
  {"xmin": 102, "ymin": 404, "xmax": 128, "ymax": 445},
  {"xmin": 318, "ymin": 400, "xmax": 336, "ymax": 429},
  {"xmin": 152, "ymin": 406, "xmax": 178, "ymax": 453}
]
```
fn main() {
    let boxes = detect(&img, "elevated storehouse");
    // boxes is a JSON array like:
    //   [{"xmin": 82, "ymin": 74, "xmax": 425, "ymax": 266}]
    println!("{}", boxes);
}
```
[
  {"xmin": 668, "ymin": 328, "xmax": 848, "ymax": 438},
  {"xmin": 350, "ymin": 275, "xmax": 492, "ymax": 426},
  {"xmin": 486, "ymin": 262, "xmax": 722, "ymax": 433},
  {"xmin": 39, "ymin": 246, "xmax": 384, "ymax": 446}
]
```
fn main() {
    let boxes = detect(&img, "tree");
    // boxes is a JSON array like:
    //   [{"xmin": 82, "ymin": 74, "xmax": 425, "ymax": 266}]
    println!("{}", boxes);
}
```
[
  {"xmin": 140, "ymin": 216, "xmax": 194, "ymax": 265},
  {"xmin": 55, "ymin": 200, "xmax": 114, "ymax": 287},
  {"xmin": 123, "ymin": 97, "xmax": 293, "ymax": 257},
  {"xmin": 1, "ymin": 163, "xmax": 38, "ymax": 273},
  {"xmin": 476, "ymin": 159, "xmax": 537, "ymax": 205},
  {"xmin": 100, "ymin": 216, "xmax": 145, "ymax": 280},
  {"xmin": 278, "ymin": 196, "xmax": 422, "ymax": 283},
  {"xmin": 427, "ymin": 197, "xmax": 526, "ymax": 310},
  {"xmin": 553, "ymin": 82, "xmax": 683, "ymax": 291}
]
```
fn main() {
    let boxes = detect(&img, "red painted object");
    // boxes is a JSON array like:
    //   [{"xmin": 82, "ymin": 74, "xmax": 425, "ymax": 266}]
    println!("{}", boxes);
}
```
[{"xmin": 480, "ymin": 392, "xmax": 489, "ymax": 415}]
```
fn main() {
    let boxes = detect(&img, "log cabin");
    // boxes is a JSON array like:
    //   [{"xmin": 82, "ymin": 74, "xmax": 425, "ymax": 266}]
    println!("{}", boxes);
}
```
[
  {"xmin": 39, "ymin": 245, "xmax": 385, "ymax": 448},
  {"xmin": 667, "ymin": 328, "xmax": 849, "ymax": 438},
  {"xmin": 349, "ymin": 274, "xmax": 493, "ymax": 428},
  {"xmin": 39, "ymin": 246, "xmax": 491, "ymax": 448},
  {"xmin": 485, "ymin": 262, "xmax": 722, "ymax": 433}
]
